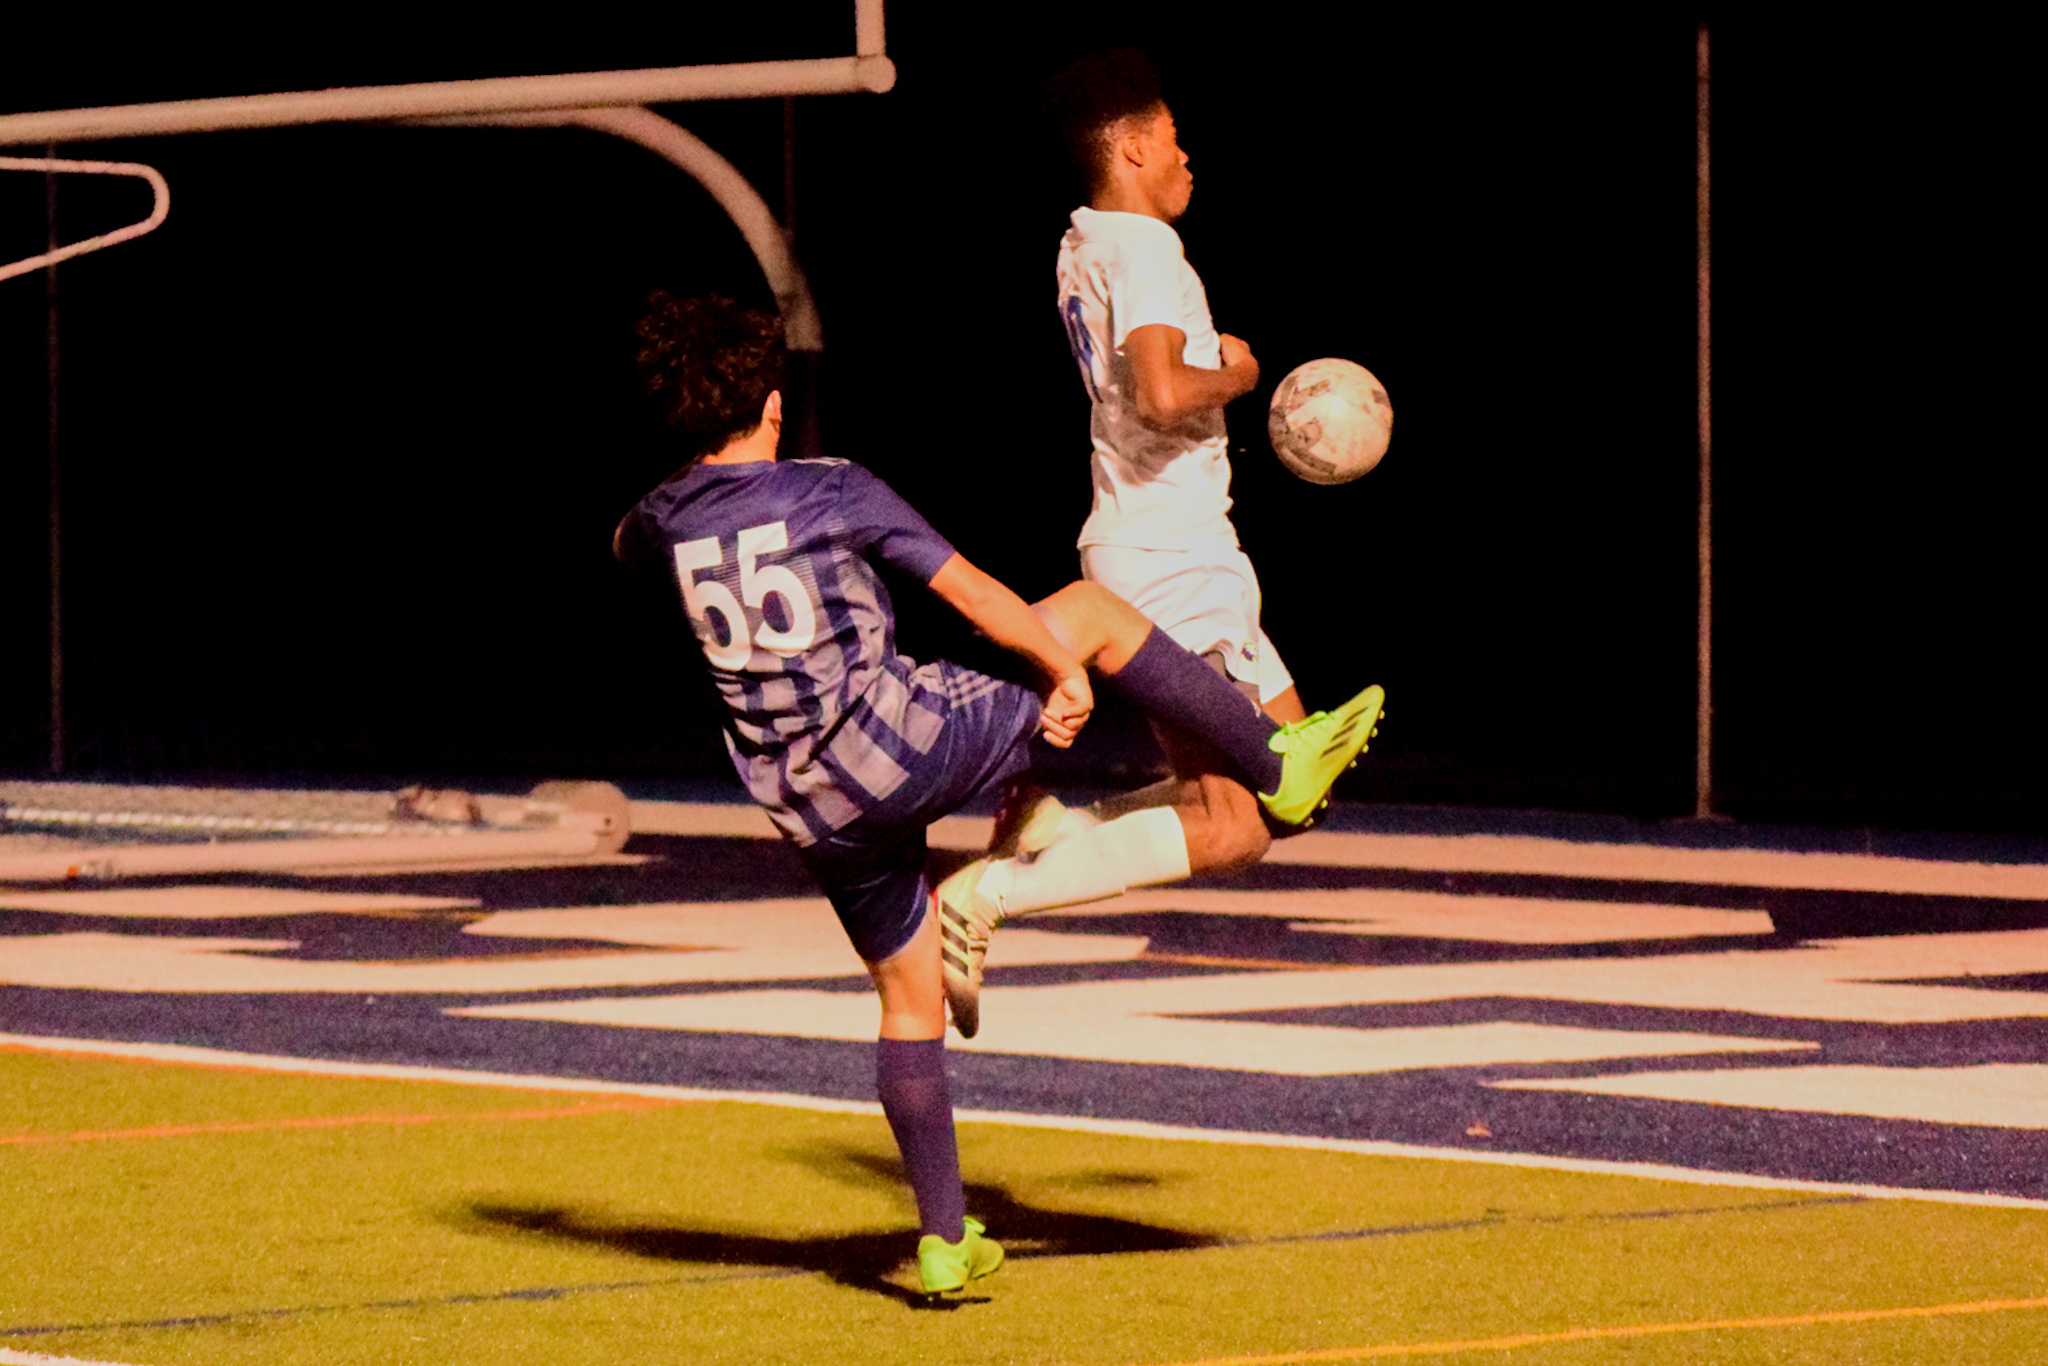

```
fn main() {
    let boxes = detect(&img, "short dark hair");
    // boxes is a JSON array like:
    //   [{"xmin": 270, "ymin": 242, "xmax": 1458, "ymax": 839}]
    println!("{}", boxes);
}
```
[
  {"xmin": 1043, "ymin": 48, "xmax": 1166, "ymax": 197},
  {"xmin": 634, "ymin": 292, "xmax": 786, "ymax": 459}
]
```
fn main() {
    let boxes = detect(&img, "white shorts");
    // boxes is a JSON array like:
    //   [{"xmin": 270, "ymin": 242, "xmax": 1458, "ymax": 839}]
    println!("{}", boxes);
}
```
[{"xmin": 1081, "ymin": 543, "xmax": 1295, "ymax": 704}]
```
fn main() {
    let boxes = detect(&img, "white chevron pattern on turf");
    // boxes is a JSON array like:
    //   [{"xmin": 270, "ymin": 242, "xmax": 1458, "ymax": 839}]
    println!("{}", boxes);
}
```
[
  {"xmin": 451, "ymin": 991, "xmax": 1810, "ymax": 1075},
  {"xmin": 1495, "ymin": 1065, "xmax": 2048, "ymax": 1129}
]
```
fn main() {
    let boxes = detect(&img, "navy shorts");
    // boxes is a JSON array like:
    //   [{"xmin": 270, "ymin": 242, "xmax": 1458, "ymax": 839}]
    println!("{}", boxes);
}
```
[{"xmin": 797, "ymin": 663, "xmax": 1043, "ymax": 963}]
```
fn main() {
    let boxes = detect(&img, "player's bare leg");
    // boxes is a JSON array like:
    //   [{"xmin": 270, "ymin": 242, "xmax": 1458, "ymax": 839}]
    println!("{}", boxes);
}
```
[
  {"xmin": 1000, "ymin": 604, "xmax": 1306, "ymax": 871},
  {"xmin": 942, "ymin": 582, "xmax": 1380, "ymax": 1013},
  {"xmin": 1149, "ymin": 727, "xmax": 1272, "ymax": 872},
  {"xmin": 1262, "ymin": 685, "xmax": 1308, "ymax": 726},
  {"xmin": 867, "ymin": 907, "xmax": 945, "ymax": 1041},
  {"xmin": 1004, "ymin": 665, "xmax": 1309, "ymax": 861},
  {"xmin": 1027, "ymin": 579, "xmax": 1154, "ymax": 673},
  {"xmin": 1128, "ymin": 681, "xmax": 1308, "ymax": 867},
  {"xmin": 1015, "ymin": 580, "xmax": 1275, "ymax": 868}
]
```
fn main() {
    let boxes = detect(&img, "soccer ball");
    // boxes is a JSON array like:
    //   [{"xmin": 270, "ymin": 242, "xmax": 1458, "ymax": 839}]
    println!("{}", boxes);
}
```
[{"xmin": 1266, "ymin": 358, "xmax": 1393, "ymax": 485}]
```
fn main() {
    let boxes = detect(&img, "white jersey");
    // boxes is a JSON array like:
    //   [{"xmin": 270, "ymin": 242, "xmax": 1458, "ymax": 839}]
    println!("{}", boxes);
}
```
[{"xmin": 1055, "ymin": 207, "xmax": 1236, "ymax": 551}]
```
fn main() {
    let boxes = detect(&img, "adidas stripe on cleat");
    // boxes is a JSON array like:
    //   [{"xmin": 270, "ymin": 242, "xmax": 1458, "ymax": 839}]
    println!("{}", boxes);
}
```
[
  {"xmin": 934, "ymin": 859, "xmax": 1002, "ymax": 1039},
  {"xmin": 1258, "ymin": 684, "xmax": 1385, "ymax": 827}
]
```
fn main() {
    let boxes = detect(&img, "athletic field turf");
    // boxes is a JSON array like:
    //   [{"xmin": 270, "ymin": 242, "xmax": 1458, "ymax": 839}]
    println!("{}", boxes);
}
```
[
  {"xmin": 6, "ymin": 792, "xmax": 2048, "ymax": 1363},
  {"xmin": 6, "ymin": 1047, "xmax": 2046, "ymax": 1366}
]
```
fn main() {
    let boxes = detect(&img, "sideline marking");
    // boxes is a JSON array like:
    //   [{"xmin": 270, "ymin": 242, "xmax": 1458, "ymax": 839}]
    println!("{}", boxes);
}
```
[
  {"xmin": 0, "ymin": 1098, "xmax": 680, "ymax": 1147},
  {"xmin": 6, "ymin": 1033, "xmax": 2046, "ymax": 1211},
  {"xmin": 0, "ymin": 1348, "xmax": 158, "ymax": 1365},
  {"xmin": 1129, "ymin": 1294, "xmax": 2048, "ymax": 1364}
]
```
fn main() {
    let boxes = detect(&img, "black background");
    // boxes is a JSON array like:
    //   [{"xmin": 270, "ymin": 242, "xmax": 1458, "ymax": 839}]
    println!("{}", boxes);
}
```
[{"xmin": 0, "ymin": 10, "xmax": 2035, "ymax": 832}]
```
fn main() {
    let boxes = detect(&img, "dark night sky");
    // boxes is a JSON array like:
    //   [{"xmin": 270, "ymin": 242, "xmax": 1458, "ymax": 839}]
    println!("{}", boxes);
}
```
[{"xmin": 0, "ymin": 10, "xmax": 2036, "ymax": 834}]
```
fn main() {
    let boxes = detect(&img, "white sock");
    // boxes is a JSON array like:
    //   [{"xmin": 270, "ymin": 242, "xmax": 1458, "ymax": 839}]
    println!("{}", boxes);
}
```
[
  {"xmin": 1046, "ymin": 804, "xmax": 1103, "ymax": 846},
  {"xmin": 1084, "ymin": 778, "xmax": 1178, "ymax": 828},
  {"xmin": 978, "ymin": 806, "xmax": 1190, "ymax": 918}
]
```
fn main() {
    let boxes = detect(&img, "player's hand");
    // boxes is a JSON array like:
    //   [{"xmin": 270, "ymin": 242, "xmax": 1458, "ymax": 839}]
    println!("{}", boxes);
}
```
[
  {"xmin": 1039, "ymin": 671, "xmax": 1094, "ymax": 749},
  {"xmin": 1219, "ymin": 333, "xmax": 1259, "ymax": 398},
  {"xmin": 1220, "ymin": 333, "xmax": 1257, "ymax": 375}
]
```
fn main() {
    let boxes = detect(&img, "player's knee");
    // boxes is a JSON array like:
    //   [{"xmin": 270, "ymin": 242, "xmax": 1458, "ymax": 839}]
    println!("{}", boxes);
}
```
[
  {"xmin": 1217, "ymin": 811, "xmax": 1272, "ymax": 869},
  {"xmin": 1188, "ymin": 783, "xmax": 1271, "ymax": 871},
  {"xmin": 1036, "ymin": 581, "xmax": 1117, "ymax": 659},
  {"xmin": 1047, "ymin": 580, "xmax": 1117, "ymax": 618}
]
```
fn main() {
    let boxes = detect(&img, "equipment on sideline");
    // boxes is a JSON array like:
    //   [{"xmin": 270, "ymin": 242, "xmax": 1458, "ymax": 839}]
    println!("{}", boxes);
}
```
[
  {"xmin": 1266, "ymin": 358, "xmax": 1394, "ymax": 485},
  {"xmin": 0, "ymin": 779, "xmax": 632, "ymax": 882}
]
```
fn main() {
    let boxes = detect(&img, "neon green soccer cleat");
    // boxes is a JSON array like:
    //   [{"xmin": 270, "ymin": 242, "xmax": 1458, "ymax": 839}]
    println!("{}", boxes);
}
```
[
  {"xmin": 1258, "ymin": 684, "xmax": 1385, "ymax": 828},
  {"xmin": 934, "ymin": 860, "xmax": 1000, "ymax": 1039},
  {"xmin": 918, "ymin": 1215, "xmax": 1005, "ymax": 1294}
]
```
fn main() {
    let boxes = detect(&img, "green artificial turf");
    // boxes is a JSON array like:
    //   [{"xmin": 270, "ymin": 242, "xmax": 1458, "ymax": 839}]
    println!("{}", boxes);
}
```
[{"xmin": 3, "ymin": 1046, "xmax": 2044, "ymax": 1366}]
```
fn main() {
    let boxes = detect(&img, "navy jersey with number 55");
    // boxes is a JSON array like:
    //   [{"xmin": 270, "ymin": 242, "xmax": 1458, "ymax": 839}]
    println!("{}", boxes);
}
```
[{"xmin": 616, "ymin": 457, "xmax": 971, "ymax": 845}]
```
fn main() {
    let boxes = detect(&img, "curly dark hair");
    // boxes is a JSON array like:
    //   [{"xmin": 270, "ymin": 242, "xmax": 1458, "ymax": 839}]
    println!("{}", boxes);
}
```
[
  {"xmin": 1042, "ymin": 48, "xmax": 1167, "ymax": 197},
  {"xmin": 635, "ymin": 292, "xmax": 787, "ymax": 459}
]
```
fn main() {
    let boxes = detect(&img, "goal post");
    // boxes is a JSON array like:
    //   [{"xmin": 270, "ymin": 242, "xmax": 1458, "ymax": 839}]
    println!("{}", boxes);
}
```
[
  {"xmin": 0, "ymin": 2, "xmax": 894, "ymax": 144},
  {"xmin": 0, "ymin": 156, "xmax": 169, "ymax": 282},
  {"xmin": 1, "ymin": 3, "xmax": 890, "ymax": 778}
]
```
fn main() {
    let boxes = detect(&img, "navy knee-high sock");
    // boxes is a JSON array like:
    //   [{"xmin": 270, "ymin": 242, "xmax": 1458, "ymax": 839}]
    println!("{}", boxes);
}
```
[
  {"xmin": 876, "ymin": 1037, "xmax": 966, "ymax": 1242},
  {"xmin": 1105, "ymin": 628, "xmax": 1284, "ymax": 793}
]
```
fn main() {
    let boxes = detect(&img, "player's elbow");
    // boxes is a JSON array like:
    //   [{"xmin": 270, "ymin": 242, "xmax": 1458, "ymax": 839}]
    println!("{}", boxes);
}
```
[{"xmin": 1132, "ymin": 387, "xmax": 1180, "ymax": 430}]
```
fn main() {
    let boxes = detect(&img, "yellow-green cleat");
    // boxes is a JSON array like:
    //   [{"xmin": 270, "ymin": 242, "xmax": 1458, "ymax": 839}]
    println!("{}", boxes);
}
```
[
  {"xmin": 918, "ymin": 1216, "xmax": 1004, "ymax": 1294},
  {"xmin": 1258, "ymin": 684, "xmax": 1385, "ymax": 828},
  {"xmin": 934, "ymin": 861, "xmax": 1000, "ymax": 1039}
]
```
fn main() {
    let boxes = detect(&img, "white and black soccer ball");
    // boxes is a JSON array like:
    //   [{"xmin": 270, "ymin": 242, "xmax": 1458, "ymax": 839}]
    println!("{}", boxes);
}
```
[{"xmin": 1266, "ymin": 358, "xmax": 1393, "ymax": 485}]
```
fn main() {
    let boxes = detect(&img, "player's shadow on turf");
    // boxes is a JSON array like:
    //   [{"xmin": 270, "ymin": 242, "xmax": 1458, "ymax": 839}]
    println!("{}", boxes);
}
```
[{"xmin": 460, "ymin": 1173, "xmax": 1214, "ymax": 1308}]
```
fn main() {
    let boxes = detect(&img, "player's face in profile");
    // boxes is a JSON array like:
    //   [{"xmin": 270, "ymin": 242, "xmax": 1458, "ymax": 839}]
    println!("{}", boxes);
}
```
[{"xmin": 1140, "ymin": 107, "xmax": 1194, "ymax": 221}]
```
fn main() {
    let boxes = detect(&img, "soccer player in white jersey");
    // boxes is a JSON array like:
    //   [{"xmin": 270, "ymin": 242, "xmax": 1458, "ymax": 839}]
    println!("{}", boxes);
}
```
[
  {"xmin": 1000, "ymin": 49, "xmax": 1384, "ymax": 875},
  {"xmin": 926, "ymin": 51, "xmax": 1386, "ymax": 997}
]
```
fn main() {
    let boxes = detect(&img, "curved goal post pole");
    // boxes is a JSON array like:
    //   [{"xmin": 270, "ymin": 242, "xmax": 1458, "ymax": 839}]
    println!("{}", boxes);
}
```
[
  {"xmin": 0, "ymin": 156, "xmax": 169, "ymax": 283},
  {"xmin": 415, "ymin": 106, "xmax": 820, "ymax": 352}
]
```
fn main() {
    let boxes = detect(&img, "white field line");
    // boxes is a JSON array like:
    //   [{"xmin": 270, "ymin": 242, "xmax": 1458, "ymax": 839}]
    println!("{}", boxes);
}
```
[
  {"xmin": 0, "ymin": 1350, "xmax": 159, "ymax": 1366},
  {"xmin": 7, "ymin": 1032, "xmax": 2044, "ymax": 1213},
  {"xmin": 628, "ymin": 801, "xmax": 2048, "ymax": 901}
]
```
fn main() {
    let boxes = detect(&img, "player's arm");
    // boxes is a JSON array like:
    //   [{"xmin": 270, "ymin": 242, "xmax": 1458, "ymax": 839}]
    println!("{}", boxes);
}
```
[
  {"xmin": 1126, "ymin": 325, "xmax": 1260, "ymax": 429},
  {"xmin": 926, "ymin": 554, "xmax": 1093, "ymax": 748}
]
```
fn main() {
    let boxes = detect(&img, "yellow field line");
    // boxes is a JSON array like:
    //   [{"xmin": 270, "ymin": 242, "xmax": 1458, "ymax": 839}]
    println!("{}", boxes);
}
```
[
  {"xmin": 1133, "ymin": 1295, "xmax": 2048, "ymax": 1365},
  {"xmin": 1141, "ymin": 951, "xmax": 1357, "ymax": 972},
  {"xmin": 0, "ymin": 1097, "xmax": 683, "ymax": 1147}
]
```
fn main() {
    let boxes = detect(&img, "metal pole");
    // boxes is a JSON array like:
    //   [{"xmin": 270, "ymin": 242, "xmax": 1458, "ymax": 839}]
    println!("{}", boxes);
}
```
[
  {"xmin": 1695, "ymin": 25, "xmax": 1713, "ymax": 818},
  {"xmin": 0, "ymin": 57, "xmax": 895, "ymax": 147},
  {"xmin": 781, "ymin": 94, "xmax": 798, "ymax": 248},
  {"xmin": 45, "ymin": 144, "xmax": 65, "ymax": 775},
  {"xmin": 424, "ymin": 107, "xmax": 821, "ymax": 351}
]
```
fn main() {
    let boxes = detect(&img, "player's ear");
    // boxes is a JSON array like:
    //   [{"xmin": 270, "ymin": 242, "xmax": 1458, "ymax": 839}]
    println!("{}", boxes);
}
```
[
  {"xmin": 1116, "ymin": 119, "xmax": 1148, "ymax": 169},
  {"xmin": 763, "ymin": 390, "xmax": 783, "ymax": 425}
]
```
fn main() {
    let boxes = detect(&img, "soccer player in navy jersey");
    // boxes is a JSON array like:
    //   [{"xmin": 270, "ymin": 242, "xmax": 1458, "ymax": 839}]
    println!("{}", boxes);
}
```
[{"xmin": 615, "ymin": 293, "xmax": 1379, "ymax": 1294}]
